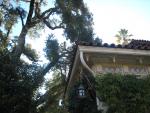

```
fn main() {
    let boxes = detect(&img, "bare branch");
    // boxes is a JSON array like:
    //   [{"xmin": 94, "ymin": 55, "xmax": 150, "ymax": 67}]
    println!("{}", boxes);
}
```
[
  {"xmin": 16, "ymin": 8, "xmax": 25, "ymax": 27},
  {"xmin": 26, "ymin": 0, "xmax": 35, "ymax": 25},
  {"xmin": 43, "ymin": 19, "xmax": 64, "ymax": 30},
  {"xmin": 6, "ymin": 29, "xmax": 11, "ymax": 38},
  {"xmin": 40, "ymin": 53, "xmax": 66, "ymax": 76},
  {"xmin": 40, "ymin": 56, "xmax": 59, "ymax": 76},
  {"xmin": 27, "ymin": 7, "xmax": 59, "ymax": 28},
  {"xmin": 0, "ymin": 4, "xmax": 9, "ymax": 11},
  {"xmin": 41, "ymin": 7, "xmax": 58, "ymax": 18}
]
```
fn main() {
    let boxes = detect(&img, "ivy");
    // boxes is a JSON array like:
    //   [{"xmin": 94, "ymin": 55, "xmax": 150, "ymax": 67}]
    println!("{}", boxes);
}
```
[
  {"xmin": 68, "ymin": 74, "xmax": 100, "ymax": 113},
  {"xmin": 96, "ymin": 74, "xmax": 150, "ymax": 113}
]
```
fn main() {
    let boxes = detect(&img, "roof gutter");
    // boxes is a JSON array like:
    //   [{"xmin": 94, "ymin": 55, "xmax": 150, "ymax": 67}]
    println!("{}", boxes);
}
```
[
  {"xmin": 80, "ymin": 51, "xmax": 95, "ymax": 76},
  {"xmin": 80, "ymin": 50, "xmax": 108, "ymax": 113},
  {"xmin": 79, "ymin": 50, "xmax": 104, "ymax": 111},
  {"xmin": 65, "ymin": 47, "xmax": 95, "ymax": 98}
]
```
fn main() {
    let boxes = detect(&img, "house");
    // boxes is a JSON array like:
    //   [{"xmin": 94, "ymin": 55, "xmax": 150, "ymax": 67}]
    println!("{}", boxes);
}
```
[{"xmin": 65, "ymin": 39, "xmax": 150, "ymax": 112}]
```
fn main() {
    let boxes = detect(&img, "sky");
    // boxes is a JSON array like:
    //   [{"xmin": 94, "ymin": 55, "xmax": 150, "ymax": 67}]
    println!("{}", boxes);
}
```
[{"xmin": 84, "ymin": 0, "xmax": 150, "ymax": 43}]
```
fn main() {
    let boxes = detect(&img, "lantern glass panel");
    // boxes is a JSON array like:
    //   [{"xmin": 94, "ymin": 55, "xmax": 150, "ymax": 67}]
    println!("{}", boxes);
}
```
[
  {"xmin": 79, "ymin": 89, "xmax": 85, "ymax": 96},
  {"xmin": 78, "ymin": 84, "xmax": 86, "ymax": 98}
]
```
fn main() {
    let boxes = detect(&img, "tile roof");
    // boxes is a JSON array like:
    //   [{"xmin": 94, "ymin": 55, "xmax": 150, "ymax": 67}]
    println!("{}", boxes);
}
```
[{"xmin": 76, "ymin": 39, "xmax": 150, "ymax": 50}]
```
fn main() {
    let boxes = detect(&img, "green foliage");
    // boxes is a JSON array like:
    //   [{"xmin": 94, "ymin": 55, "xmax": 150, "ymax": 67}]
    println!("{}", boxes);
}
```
[
  {"xmin": 0, "ymin": 30, "xmax": 9, "ymax": 51},
  {"xmin": 96, "ymin": 74, "xmax": 150, "ymax": 113},
  {"xmin": 45, "ymin": 35, "xmax": 75, "ymax": 78},
  {"xmin": 41, "ymin": 71, "xmax": 66, "ymax": 113},
  {"xmin": 0, "ymin": 31, "xmax": 43, "ymax": 113},
  {"xmin": 45, "ymin": 35, "xmax": 59, "ymax": 62},
  {"xmin": 55, "ymin": 0, "xmax": 94, "ymax": 42},
  {"xmin": 23, "ymin": 44, "xmax": 39, "ymax": 62},
  {"xmin": 68, "ymin": 73, "xmax": 100, "ymax": 113},
  {"xmin": 0, "ymin": 51, "xmax": 44, "ymax": 113},
  {"xmin": 115, "ymin": 29, "xmax": 133, "ymax": 45},
  {"xmin": 0, "ymin": 3, "xmax": 26, "ymax": 32}
]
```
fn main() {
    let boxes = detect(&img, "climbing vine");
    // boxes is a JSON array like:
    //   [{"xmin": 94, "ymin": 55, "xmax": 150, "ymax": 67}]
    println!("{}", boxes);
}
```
[{"xmin": 96, "ymin": 74, "xmax": 150, "ymax": 113}]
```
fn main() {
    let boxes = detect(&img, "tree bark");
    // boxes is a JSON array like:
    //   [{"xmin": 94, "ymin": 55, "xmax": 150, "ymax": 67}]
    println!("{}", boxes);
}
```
[
  {"xmin": 11, "ymin": 0, "xmax": 35, "ymax": 64},
  {"xmin": 41, "ymin": 56, "xmax": 59, "ymax": 76},
  {"xmin": 11, "ymin": 26, "xmax": 28, "ymax": 64}
]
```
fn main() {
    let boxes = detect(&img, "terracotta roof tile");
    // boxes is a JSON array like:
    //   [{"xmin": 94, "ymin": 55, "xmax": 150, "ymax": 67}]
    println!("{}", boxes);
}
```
[{"xmin": 76, "ymin": 39, "xmax": 150, "ymax": 50}]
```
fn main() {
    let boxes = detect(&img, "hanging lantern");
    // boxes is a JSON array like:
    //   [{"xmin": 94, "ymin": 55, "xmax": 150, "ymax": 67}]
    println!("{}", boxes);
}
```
[
  {"xmin": 58, "ymin": 99, "xmax": 63, "ymax": 107},
  {"xmin": 77, "ymin": 84, "xmax": 86, "ymax": 98}
]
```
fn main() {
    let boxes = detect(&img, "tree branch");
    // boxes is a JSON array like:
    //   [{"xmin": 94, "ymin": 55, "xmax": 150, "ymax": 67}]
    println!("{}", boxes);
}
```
[
  {"xmin": 11, "ymin": 0, "xmax": 35, "ymax": 64},
  {"xmin": 26, "ymin": 0, "xmax": 35, "ymax": 25},
  {"xmin": 40, "ymin": 57, "xmax": 59, "ymax": 76},
  {"xmin": 28, "ymin": 7, "xmax": 58, "ymax": 28},
  {"xmin": 28, "ymin": 19, "xmax": 41, "ymax": 28},
  {"xmin": 39, "ymin": 52, "xmax": 68, "ymax": 76},
  {"xmin": 41, "ymin": 7, "xmax": 58, "ymax": 18},
  {"xmin": 43, "ymin": 19, "xmax": 64, "ymax": 30},
  {"xmin": 6, "ymin": 29, "xmax": 11, "ymax": 38},
  {"xmin": 16, "ymin": 8, "xmax": 24, "ymax": 27}
]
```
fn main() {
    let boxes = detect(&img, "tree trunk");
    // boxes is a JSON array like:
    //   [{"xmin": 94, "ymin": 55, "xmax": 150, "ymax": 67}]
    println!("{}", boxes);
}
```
[
  {"xmin": 11, "ymin": 26, "xmax": 28, "ymax": 64},
  {"xmin": 41, "ymin": 57, "xmax": 60, "ymax": 76},
  {"xmin": 11, "ymin": 0, "xmax": 35, "ymax": 65}
]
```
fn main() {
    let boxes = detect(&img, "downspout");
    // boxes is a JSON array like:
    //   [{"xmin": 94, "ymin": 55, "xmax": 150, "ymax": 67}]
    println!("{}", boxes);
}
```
[
  {"xmin": 80, "ymin": 51, "xmax": 95, "ymax": 76},
  {"xmin": 79, "ymin": 51, "xmax": 108, "ymax": 112}
]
